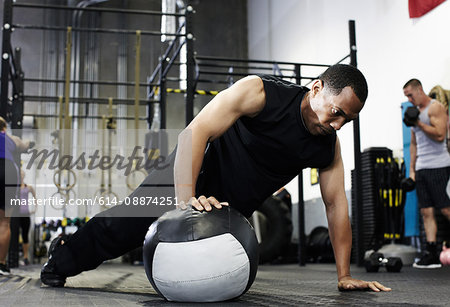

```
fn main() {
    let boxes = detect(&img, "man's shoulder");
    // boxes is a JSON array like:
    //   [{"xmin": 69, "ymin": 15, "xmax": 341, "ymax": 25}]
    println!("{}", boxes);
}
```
[
  {"xmin": 428, "ymin": 99, "xmax": 447, "ymax": 114},
  {"xmin": 234, "ymin": 75, "xmax": 264, "ymax": 91},
  {"xmin": 258, "ymin": 74, "xmax": 294, "ymax": 84},
  {"xmin": 256, "ymin": 74, "xmax": 309, "ymax": 92}
]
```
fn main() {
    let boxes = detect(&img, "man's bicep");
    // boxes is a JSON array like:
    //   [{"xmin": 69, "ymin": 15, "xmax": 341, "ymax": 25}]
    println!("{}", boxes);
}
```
[
  {"xmin": 319, "ymin": 139, "xmax": 346, "ymax": 206},
  {"xmin": 429, "ymin": 104, "xmax": 448, "ymax": 136},
  {"xmin": 188, "ymin": 76, "xmax": 266, "ymax": 142}
]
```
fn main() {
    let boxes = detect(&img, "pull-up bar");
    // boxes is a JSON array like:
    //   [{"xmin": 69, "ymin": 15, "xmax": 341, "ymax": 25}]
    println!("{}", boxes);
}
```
[
  {"xmin": 12, "ymin": 24, "xmax": 184, "ymax": 37},
  {"xmin": 13, "ymin": 2, "xmax": 185, "ymax": 17}
]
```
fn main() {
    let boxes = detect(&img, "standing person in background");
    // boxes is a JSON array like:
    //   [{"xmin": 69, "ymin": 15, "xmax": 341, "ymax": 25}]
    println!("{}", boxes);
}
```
[
  {"xmin": 403, "ymin": 79, "xmax": 450, "ymax": 268},
  {"xmin": 0, "ymin": 116, "xmax": 34, "ymax": 275},
  {"xmin": 19, "ymin": 169, "xmax": 37, "ymax": 266}
]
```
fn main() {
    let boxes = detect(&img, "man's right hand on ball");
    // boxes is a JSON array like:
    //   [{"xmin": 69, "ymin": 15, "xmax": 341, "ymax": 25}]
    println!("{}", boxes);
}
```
[{"xmin": 178, "ymin": 195, "xmax": 229, "ymax": 211}]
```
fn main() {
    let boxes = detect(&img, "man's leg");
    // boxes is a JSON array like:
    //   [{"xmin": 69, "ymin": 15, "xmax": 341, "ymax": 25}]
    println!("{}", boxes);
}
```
[
  {"xmin": 47, "ymin": 210, "xmax": 158, "ymax": 277},
  {"xmin": 41, "ymin": 150, "xmax": 176, "ymax": 285},
  {"xmin": 413, "ymin": 168, "xmax": 446, "ymax": 268},
  {"xmin": 421, "ymin": 207, "xmax": 437, "ymax": 243},
  {"xmin": 412, "ymin": 207, "xmax": 441, "ymax": 268},
  {"xmin": 441, "ymin": 206, "xmax": 450, "ymax": 221}
]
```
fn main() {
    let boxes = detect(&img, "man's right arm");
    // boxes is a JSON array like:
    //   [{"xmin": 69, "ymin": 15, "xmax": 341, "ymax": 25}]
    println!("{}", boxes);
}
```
[
  {"xmin": 416, "ymin": 102, "xmax": 448, "ymax": 142},
  {"xmin": 174, "ymin": 75, "xmax": 266, "ymax": 208},
  {"xmin": 410, "ymin": 129, "xmax": 417, "ymax": 181}
]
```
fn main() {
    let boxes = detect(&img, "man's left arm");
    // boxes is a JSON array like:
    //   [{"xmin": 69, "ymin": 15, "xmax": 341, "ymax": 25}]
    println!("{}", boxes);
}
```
[{"xmin": 319, "ymin": 137, "xmax": 391, "ymax": 292}]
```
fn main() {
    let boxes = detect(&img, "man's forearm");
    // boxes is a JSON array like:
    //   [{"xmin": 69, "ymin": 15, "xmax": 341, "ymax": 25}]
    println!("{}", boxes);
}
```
[
  {"xmin": 409, "ymin": 139, "xmax": 417, "ymax": 179},
  {"xmin": 174, "ymin": 129, "xmax": 206, "ymax": 203},
  {"xmin": 417, "ymin": 121, "xmax": 445, "ymax": 142},
  {"xmin": 326, "ymin": 202, "xmax": 352, "ymax": 280}
]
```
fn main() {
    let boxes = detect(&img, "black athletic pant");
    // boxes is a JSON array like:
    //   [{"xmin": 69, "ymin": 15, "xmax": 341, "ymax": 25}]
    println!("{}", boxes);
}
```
[
  {"xmin": 52, "ymin": 151, "xmax": 176, "ymax": 277},
  {"xmin": 19, "ymin": 216, "xmax": 31, "ymax": 244}
]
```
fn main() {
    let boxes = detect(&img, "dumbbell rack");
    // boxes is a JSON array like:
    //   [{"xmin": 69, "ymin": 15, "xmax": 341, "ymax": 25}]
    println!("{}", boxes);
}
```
[{"xmin": 351, "ymin": 147, "xmax": 393, "ymax": 263}]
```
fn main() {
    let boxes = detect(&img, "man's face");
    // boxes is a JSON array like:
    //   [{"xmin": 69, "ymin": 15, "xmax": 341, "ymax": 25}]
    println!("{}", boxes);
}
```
[
  {"xmin": 403, "ymin": 85, "xmax": 420, "ymax": 106},
  {"xmin": 308, "ymin": 82, "xmax": 362, "ymax": 136}
]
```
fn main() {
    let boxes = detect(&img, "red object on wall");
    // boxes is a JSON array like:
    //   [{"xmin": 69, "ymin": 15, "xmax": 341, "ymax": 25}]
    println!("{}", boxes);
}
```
[{"xmin": 409, "ymin": 0, "xmax": 446, "ymax": 18}]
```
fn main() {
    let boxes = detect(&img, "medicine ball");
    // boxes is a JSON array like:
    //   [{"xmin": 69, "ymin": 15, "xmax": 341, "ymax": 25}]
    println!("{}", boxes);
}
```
[{"xmin": 143, "ymin": 206, "xmax": 259, "ymax": 302}]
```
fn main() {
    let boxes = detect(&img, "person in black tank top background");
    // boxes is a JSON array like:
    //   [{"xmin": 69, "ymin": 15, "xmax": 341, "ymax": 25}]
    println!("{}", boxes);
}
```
[{"xmin": 41, "ymin": 65, "xmax": 391, "ymax": 292}]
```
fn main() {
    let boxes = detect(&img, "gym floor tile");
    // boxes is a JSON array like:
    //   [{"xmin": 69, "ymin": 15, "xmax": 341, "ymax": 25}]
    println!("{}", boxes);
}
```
[{"xmin": 0, "ymin": 263, "xmax": 448, "ymax": 306}]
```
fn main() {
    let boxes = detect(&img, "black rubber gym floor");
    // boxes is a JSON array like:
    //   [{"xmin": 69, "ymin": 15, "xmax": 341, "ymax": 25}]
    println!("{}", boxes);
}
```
[{"xmin": 1, "ymin": 262, "xmax": 449, "ymax": 306}]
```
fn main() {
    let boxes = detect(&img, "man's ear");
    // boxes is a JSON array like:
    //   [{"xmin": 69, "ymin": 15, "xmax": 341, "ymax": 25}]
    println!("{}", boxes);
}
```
[{"xmin": 310, "ymin": 80, "xmax": 324, "ymax": 97}]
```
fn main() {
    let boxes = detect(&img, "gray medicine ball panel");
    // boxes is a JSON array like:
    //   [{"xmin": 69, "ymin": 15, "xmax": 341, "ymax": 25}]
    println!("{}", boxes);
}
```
[{"xmin": 152, "ymin": 233, "xmax": 250, "ymax": 302}]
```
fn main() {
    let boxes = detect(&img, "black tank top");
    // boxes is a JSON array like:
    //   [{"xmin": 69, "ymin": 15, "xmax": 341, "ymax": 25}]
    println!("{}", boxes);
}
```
[{"xmin": 196, "ymin": 75, "xmax": 336, "ymax": 217}]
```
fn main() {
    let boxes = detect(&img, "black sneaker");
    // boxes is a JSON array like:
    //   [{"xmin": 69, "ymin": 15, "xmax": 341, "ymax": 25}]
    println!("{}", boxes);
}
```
[
  {"xmin": 40, "ymin": 235, "xmax": 69, "ymax": 287},
  {"xmin": 23, "ymin": 258, "xmax": 30, "ymax": 266},
  {"xmin": 0, "ymin": 263, "xmax": 10, "ymax": 275},
  {"xmin": 40, "ymin": 261, "xmax": 66, "ymax": 287},
  {"xmin": 413, "ymin": 252, "xmax": 442, "ymax": 269}
]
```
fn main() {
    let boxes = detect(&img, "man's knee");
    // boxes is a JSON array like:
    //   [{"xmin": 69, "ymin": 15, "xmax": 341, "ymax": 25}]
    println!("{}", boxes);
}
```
[
  {"xmin": 440, "ymin": 206, "xmax": 450, "ymax": 219},
  {"xmin": 420, "ymin": 207, "xmax": 434, "ymax": 219},
  {"xmin": 0, "ymin": 215, "xmax": 10, "ymax": 228}
]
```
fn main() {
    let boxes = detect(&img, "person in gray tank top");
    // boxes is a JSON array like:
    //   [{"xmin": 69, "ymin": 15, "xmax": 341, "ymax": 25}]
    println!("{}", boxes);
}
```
[{"xmin": 403, "ymin": 78, "xmax": 450, "ymax": 269}]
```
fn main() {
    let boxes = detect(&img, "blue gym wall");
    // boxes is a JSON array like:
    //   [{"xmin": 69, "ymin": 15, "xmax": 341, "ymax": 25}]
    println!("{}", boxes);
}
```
[{"xmin": 401, "ymin": 101, "xmax": 420, "ymax": 237}]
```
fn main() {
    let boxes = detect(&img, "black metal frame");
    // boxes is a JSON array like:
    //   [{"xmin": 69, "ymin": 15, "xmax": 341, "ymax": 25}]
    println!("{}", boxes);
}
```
[
  {"xmin": 1, "ymin": 0, "xmax": 13, "ymax": 125},
  {"xmin": 349, "ymin": 20, "xmax": 364, "ymax": 266},
  {"xmin": 12, "ymin": 24, "xmax": 185, "ymax": 36},
  {"xmin": 13, "ymin": 2, "xmax": 185, "ymax": 17},
  {"xmin": 0, "ymin": 0, "xmax": 190, "ymax": 127}
]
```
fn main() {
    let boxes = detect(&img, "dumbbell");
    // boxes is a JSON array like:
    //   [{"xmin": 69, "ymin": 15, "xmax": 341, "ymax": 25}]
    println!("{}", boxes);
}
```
[
  {"xmin": 364, "ymin": 252, "xmax": 403, "ymax": 272},
  {"xmin": 403, "ymin": 106, "xmax": 420, "ymax": 127},
  {"xmin": 401, "ymin": 177, "xmax": 416, "ymax": 192}
]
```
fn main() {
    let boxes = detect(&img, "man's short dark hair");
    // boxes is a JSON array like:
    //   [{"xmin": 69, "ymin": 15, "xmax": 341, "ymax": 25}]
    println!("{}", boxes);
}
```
[
  {"xmin": 319, "ymin": 64, "xmax": 368, "ymax": 103},
  {"xmin": 403, "ymin": 78, "xmax": 422, "ymax": 89}
]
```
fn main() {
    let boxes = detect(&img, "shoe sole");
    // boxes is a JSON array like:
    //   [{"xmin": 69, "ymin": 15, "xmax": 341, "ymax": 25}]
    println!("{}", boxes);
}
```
[
  {"xmin": 412, "ymin": 263, "xmax": 442, "ymax": 269},
  {"xmin": 0, "ymin": 271, "xmax": 10, "ymax": 276},
  {"xmin": 40, "ymin": 276, "xmax": 66, "ymax": 287}
]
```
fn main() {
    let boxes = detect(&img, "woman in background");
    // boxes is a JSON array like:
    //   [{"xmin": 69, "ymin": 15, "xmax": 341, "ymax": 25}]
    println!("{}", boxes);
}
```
[{"xmin": 0, "ymin": 116, "xmax": 33, "ymax": 275}]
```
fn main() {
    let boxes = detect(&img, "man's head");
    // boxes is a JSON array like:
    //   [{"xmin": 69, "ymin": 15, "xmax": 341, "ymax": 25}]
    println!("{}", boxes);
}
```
[
  {"xmin": 403, "ymin": 79, "xmax": 429, "ymax": 107},
  {"xmin": 304, "ymin": 64, "xmax": 368, "ymax": 136},
  {"xmin": 320, "ymin": 64, "xmax": 368, "ymax": 104},
  {"xmin": 0, "ymin": 116, "xmax": 7, "ymax": 132}
]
